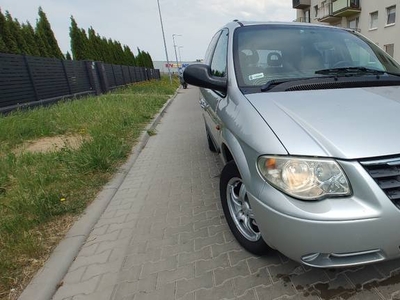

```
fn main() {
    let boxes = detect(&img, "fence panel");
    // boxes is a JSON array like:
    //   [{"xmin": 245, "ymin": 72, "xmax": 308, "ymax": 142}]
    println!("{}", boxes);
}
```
[
  {"xmin": 28, "ymin": 56, "xmax": 70, "ymax": 100},
  {"xmin": 0, "ymin": 53, "xmax": 36, "ymax": 108},
  {"xmin": 0, "ymin": 53, "xmax": 161, "ymax": 112}
]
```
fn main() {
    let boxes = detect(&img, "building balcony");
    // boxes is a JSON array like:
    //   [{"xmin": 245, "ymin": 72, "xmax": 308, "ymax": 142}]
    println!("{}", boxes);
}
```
[
  {"xmin": 318, "ymin": 3, "xmax": 341, "ymax": 23},
  {"xmin": 293, "ymin": 17, "xmax": 310, "ymax": 23},
  {"xmin": 293, "ymin": 0, "xmax": 311, "ymax": 9},
  {"xmin": 332, "ymin": 0, "xmax": 361, "ymax": 17}
]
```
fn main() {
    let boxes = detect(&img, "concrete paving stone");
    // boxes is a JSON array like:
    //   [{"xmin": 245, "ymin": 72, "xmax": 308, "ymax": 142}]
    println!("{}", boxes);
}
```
[
  {"xmin": 62, "ymin": 266, "xmax": 86, "ymax": 285},
  {"xmin": 180, "ymin": 212, "xmax": 208, "ymax": 227},
  {"xmin": 133, "ymin": 282, "xmax": 176, "ymax": 300},
  {"xmin": 140, "ymin": 255, "xmax": 178, "ymax": 278},
  {"xmin": 53, "ymin": 276, "xmax": 102, "ymax": 300},
  {"xmin": 71, "ymin": 289, "xmax": 114, "ymax": 300},
  {"xmin": 235, "ymin": 289, "xmax": 257, "ymax": 300},
  {"xmin": 268, "ymin": 260, "xmax": 305, "ymax": 283},
  {"xmin": 233, "ymin": 267, "xmax": 272, "ymax": 296},
  {"xmin": 114, "ymin": 274, "xmax": 157, "ymax": 299},
  {"xmin": 193, "ymin": 203, "xmax": 218, "ymax": 215},
  {"xmin": 95, "ymin": 237, "xmax": 132, "ymax": 254},
  {"xmin": 339, "ymin": 289, "xmax": 385, "ymax": 300},
  {"xmin": 79, "ymin": 243, "xmax": 99, "ymax": 257},
  {"xmin": 310, "ymin": 274, "xmax": 354, "ymax": 299},
  {"xmin": 106, "ymin": 220, "xmax": 137, "ymax": 234},
  {"xmin": 70, "ymin": 249, "xmax": 112, "ymax": 271},
  {"xmin": 165, "ymin": 223, "xmax": 194, "ymax": 236},
  {"xmin": 290, "ymin": 268, "xmax": 330, "ymax": 291},
  {"xmin": 211, "ymin": 240, "xmax": 243, "ymax": 258},
  {"xmin": 372, "ymin": 272, "xmax": 400, "ymax": 299},
  {"xmin": 108, "ymin": 247, "xmax": 129, "ymax": 264},
  {"xmin": 84, "ymin": 230, "xmax": 121, "ymax": 248},
  {"xmin": 208, "ymin": 224, "xmax": 230, "ymax": 236},
  {"xmin": 179, "ymin": 292, "xmax": 195, "ymax": 300},
  {"xmin": 345, "ymin": 265, "xmax": 385, "ymax": 288},
  {"xmin": 176, "ymin": 271, "xmax": 214, "ymax": 298},
  {"xmin": 82, "ymin": 261, "xmax": 124, "ymax": 282},
  {"xmin": 146, "ymin": 235, "xmax": 180, "ymax": 251},
  {"xmin": 255, "ymin": 279, "xmax": 297, "ymax": 300},
  {"xmin": 179, "ymin": 227, "xmax": 209, "ymax": 244},
  {"xmin": 214, "ymin": 260, "xmax": 251, "ymax": 286},
  {"xmin": 195, "ymin": 253, "xmax": 231, "ymax": 276},
  {"xmin": 91, "ymin": 224, "xmax": 110, "ymax": 236},
  {"xmin": 195, "ymin": 280, "xmax": 235, "ymax": 300},
  {"xmin": 375, "ymin": 259, "xmax": 400, "ymax": 277},
  {"xmin": 178, "ymin": 247, "xmax": 212, "ymax": 267},
  {"xmin": 122, "ymin": 249, "xmax": 162, "ymax": 270},
  {"xmin": 157, "ymin": 264, "xmax": 195, "ymax": 287},
  {"xmin": 161, "ymin": 240, "xmax": 195, "ymax": 258},
  {"xmin": 94, "ymin": 215, "xmax": 129, "ymax": 228},
  {"xmin": 195, "ymin": 232, "xmax": 225, "ymax": 251},
  {"xmin": 206, "ymin": 209, "xmax": 224, "ymax": 220},
  {"xmin": 287, "ymin": 293, "xmax": 321, "ymax": 300},
  {"xmin": 246, "ymin": 252, "xmax": 283, "ymax": 273},
  {"xmin": 228, "ymin": 250, "xmax": 256, "ymax": 267}
]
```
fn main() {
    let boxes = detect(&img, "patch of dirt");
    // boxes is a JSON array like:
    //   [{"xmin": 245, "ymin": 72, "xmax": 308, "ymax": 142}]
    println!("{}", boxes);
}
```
[{"xmin": 13, "ymin": 134, "xmax": 91, "ymax": 155}]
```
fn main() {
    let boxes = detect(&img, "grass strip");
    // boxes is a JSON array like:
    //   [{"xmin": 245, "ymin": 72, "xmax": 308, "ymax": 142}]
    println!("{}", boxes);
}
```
[{"xmin": 0, "ymin": 76, "xmax": 179, "ymax": 299}]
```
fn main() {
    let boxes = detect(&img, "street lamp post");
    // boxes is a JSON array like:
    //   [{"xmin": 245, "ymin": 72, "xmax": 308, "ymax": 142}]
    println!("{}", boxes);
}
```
[
  {"xmin": 172, "ymin": 34, "xmax": 181, "ymax": 72},
  {"xmin": 178, "ymin": 46, "xmax": 183, "ymax": 65},
  {"xmin": 157, "ymin": 0, "xmax": 172, "ymax": 83}
]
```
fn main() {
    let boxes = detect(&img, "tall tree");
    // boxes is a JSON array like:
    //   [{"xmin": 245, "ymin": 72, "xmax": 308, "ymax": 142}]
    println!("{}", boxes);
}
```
[
  {"xmin": 0, "ymin": 36, "xmax": 7, "ymax": 53},
  {"xmin": 69, "ymin": 16, "xmax": 87, "ymax": 60},
  {"xmin": 21, "ymin": 22, "xmax": 40, "ymax": 56},
  {"xmin": 6, "ymin": 13, "xmax": 29, "ymax": 54},
  {"xmin": 0, "ymin": 9, "xmax": 18, "ymax": 54},
  {"xmin": 36, "ymin": 7, "xmax": 64, "ymax": 58},
  {"xmin": 65, "ymin": 51, "xmax": 72, "ymax": 60}
]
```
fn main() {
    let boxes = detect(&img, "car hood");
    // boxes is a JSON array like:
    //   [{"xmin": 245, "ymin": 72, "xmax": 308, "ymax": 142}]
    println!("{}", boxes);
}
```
[{"xmin": 245, "ymin": 86, "xmax": 400, "ymax": 159}]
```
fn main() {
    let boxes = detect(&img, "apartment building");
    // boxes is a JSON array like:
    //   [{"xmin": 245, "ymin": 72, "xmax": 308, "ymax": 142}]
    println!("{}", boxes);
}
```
[{"xmin": 293, "ymin": 0, "xmax": 400, "ymax": 62}]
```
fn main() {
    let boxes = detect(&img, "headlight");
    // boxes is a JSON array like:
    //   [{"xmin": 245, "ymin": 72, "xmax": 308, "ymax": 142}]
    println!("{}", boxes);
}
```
[{"xmin": 257, "ymin": 156, "xmax": 351, "ymax": 200}]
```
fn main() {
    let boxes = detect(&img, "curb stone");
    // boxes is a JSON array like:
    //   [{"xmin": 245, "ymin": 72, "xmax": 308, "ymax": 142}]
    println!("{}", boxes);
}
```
[{"xmin": 18, "ymin": 87, "xmax": 180, "ymax": 300}]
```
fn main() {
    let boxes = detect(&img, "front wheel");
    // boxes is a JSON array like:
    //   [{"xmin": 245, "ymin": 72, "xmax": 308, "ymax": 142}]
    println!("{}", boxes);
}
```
[{"xmin": 220, "ymin": 161, "xmax": 270, "ymax": 255}]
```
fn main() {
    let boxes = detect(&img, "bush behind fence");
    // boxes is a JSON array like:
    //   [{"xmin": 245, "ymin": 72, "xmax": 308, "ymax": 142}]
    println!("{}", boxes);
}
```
[{"xmin": 0, "ymin": 53, "xmax": 161, "ymax": 113}]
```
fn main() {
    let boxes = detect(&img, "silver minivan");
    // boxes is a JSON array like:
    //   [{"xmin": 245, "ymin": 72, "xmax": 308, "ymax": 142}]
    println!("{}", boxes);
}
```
[{"xmin": 184, "ymin": 21, "xmax": 400, "ymax": 268}]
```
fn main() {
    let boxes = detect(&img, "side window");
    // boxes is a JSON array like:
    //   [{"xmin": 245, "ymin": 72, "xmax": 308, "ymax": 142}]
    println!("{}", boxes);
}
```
[
  {"xmin": 204, "ymin": 31, "xmax": 222, "ymax": 65},
  {"xmin": 210, "ymin": 29, "xmax": 229, "ymax": 78}
]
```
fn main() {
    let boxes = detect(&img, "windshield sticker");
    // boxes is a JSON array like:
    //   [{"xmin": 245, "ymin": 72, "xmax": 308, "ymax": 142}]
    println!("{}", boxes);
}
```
[{"xmin": 249, "ymin": 73, "xmax": 264, "ymax": 81}]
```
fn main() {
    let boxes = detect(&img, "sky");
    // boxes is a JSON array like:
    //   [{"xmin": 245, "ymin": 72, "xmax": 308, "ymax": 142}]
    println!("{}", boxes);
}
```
[{"xmin": 0, "ymin": 0, "xmax": 296, "ymax": 61}]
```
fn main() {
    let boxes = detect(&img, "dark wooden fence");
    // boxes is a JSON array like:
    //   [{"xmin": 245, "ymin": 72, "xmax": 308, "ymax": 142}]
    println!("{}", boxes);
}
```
[{"xmin": 0, "ymin": 53, "xmax": 161, "ymax": 113}]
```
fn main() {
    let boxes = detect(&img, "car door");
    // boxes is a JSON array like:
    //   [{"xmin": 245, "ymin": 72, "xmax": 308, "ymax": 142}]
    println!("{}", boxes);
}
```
[{"xmin": 200, "ymin": 28, "xmax": 229, "ymax": 152}]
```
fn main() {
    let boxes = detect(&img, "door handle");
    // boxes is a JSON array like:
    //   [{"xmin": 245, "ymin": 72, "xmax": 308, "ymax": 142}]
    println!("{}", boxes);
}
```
[{"xmin": 199, "ymin": 99, "xmax": 209, "ymax": 110}]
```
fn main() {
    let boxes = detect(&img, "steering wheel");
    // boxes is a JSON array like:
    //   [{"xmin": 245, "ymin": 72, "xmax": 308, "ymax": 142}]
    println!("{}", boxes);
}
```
[{"xmin": 332, "ymin": 61, "xmax": 353, "ymax": 68}]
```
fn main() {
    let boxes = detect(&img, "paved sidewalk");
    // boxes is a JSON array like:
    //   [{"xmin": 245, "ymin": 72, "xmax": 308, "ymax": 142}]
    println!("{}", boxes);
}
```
[{"xmin": 27, "ymin": 87, "xmax": 400, "ymax": 299}]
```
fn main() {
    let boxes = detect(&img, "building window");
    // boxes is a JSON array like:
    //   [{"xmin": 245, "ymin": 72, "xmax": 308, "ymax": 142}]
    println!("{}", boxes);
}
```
[
  {"xmin": 348, "ymin": 18, "xmax": 359, "ymax": 31},
  {"xmin": 387, "ymin": 6, "xmax": 396, "ymax": 25},
  {"xmin": 314, "ymin": 5, "xmax": 319, "ymax": 18},
  {"xmin": 370, "ymin": 11, "xmax": 378, "ymax": 29},
  {"xmin": 304, "ymin": 10, "xmax": 310, "ymax": 23},
  {"xmin": 384, "ymin": 44, "xmax": 395, "ymax": 57}
]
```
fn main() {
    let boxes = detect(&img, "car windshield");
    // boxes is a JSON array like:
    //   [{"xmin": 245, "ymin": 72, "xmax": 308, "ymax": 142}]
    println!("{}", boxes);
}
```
[{"xmin": 233, "ymin": 24, "xmax": 400, "ymax": 88}]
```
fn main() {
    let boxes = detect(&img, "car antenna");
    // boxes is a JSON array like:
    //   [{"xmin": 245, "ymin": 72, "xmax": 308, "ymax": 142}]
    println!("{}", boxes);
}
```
[{"xmin": 233, "ymin": 19, "xmax": 244, "ymax": 27}]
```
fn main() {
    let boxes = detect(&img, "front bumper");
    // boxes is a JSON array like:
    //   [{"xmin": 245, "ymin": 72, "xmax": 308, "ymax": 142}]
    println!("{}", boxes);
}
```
[{"xmin": 248, "ymin": 160, "xmax": 400, "ymax": 268}]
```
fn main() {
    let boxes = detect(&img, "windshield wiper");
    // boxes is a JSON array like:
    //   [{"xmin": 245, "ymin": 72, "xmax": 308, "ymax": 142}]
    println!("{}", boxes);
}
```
[
  {"xmin": 260, "ymin": 79, "xmax": 293, "ymax": 92},
  {"xmin": 315, "ymin": 67, "xmax": 385, "ymax": 76}
]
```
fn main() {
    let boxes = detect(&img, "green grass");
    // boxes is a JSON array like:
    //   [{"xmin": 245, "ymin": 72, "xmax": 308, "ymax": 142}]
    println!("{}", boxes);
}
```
[{"xmin": 0, "ymin": 76, "xmax": 179, "ymax": 298}]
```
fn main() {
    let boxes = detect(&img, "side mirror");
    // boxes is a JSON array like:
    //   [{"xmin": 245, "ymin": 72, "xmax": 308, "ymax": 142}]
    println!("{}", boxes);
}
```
[{"xmin": 183, "ymin": 64, "xmax": 227, "ymax": 93}]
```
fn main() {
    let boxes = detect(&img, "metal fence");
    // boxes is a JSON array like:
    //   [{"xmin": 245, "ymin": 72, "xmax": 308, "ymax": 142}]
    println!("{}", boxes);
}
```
[{"xmin": 0, "ymin": 53, "xmax": 161, "ymax": 113}]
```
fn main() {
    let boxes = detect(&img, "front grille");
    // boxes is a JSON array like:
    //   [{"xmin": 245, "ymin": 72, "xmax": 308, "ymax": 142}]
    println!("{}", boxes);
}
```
[{"xmin": 361, "ymin": 158, "xmax": 400, "ymax": 209}]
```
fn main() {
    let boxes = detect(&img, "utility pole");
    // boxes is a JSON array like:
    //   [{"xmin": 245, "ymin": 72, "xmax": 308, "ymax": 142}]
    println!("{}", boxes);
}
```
[
  {"xmin": 172, "ymin": 34, "xmax": 181, "ymax": 72},
  {"xmin": 157, "ymin": 0, "xmax": 172, "ymax": 83}
]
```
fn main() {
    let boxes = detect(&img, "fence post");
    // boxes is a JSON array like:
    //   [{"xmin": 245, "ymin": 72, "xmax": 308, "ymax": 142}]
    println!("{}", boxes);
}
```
[
  {"xmin": 23, "ymin": 55, "xmax": 39, "ymax": 101},
  {"xmin": 61, "ymin": 60, "xmax": 73, "ymax": 95},
  {"xmin": 85, "ymin": 61, "xmax": 102, "ymax": 95},
  {"xmin": 95, "ymin": 62, "xmax": 110, "ymax": 94}
]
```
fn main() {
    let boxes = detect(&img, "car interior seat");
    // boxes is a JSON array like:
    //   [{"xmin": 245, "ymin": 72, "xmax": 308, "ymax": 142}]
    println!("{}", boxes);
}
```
[
  {"xmin": 239, "ymin": 50, "xmax": 265, "ymax": 85},
  {"xmin": 299, "ymin": 48, "xmax": 325, "ymax": 72}
]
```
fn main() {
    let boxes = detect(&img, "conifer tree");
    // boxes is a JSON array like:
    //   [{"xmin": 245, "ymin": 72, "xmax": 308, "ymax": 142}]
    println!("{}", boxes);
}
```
[
  {"xmin": 0, "ymin": 36, "xmax": 7, "ymax": 53},
  {"xmin": 70, "ymin": 16, "xmax": 87, "ymax": 60},
  {"xmin": 0, "ymin": 9, "xmax": 18, "ymax": 54},
  {"xmin": 36, "ymin": 7, "xmax": 64, "ymax": 58},
  {"xmin": 65, "ymin": 51, "xmax": 72, "ymax": 60},
  {"xmin": 6, "ymin": 13, "xmax": 30, "ymax": 55},
  {"xmin": 21, "ymin": 22, "xmax": 40, "ymax": 56}
]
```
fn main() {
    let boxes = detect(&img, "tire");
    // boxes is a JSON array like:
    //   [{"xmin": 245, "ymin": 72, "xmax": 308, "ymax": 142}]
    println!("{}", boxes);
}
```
[
  {"xmin": 183, "ymin": 83, "xmax": 188, "ymax": 89},
  {"xmin": 220, "ymin": 161, "xmax": 270, "ymax": 255},
  {"xmin": 206, "ymin": 131, "xmax": 217, "ymax": 153}
]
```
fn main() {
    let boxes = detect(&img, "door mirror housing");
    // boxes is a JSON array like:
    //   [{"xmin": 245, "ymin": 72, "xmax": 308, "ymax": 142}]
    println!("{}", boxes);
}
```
[{"xmin": 183, "ymin": 64, "xmax": 227, "ymax": 93}]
